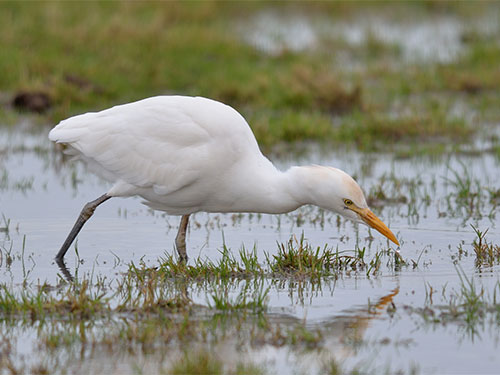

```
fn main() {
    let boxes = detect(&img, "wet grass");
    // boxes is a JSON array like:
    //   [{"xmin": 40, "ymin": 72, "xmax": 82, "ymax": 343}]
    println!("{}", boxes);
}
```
[
  {"xmin": 169, "ymin": 350, "xmax": 224, "ymax": 375},
  {"xmin": 471, "ymin": 227, "xmax": 500, "ymax": 267},
  {"xmin": 1, "ymin": 2, "xmax": 499, "ymax": 154},
  {"xmin": 0, "ymin": 170, "xmax": 35, "ymax": 193},
  {"xmin": 0, "ymin": 284, "xmax": 305, "ymax": 373},
  {"xmin": 0, "ymin": 212, "xmax": 497, "ymax": 374},
  {"xmin": 1, "ymin": 2, "xmax": 500, "ymax": 373},
  {"xmin": 268, "ymin": 235, "xmax": 403, "ymax": 278},
  {"xmin": 0, "ymin": 280, "xmax": 109, "ymax": 321},
  {"xmin": 0, "ymin": 279, "xmax": 394, "ymax": 375},
  {"xmin": 0, "ymin": 235, "xmax": 407, "ymax": 374},
  {"xmin": 412, "ymin": 267, "xmax": 500, "ymax": 338},
  {"xmin": 125, "ymin": 235, "xmax": 403, "ymax": 286},
  {"xmin": 362, "ymin": 161, "xmax": 498, "ymax": 225},
  {"xmin": 168, "ymin": 349, "xmax": 266, "ymax": 375},
  {"xmin": 443, "ymin": 162, "xmax": 489, "ymax": 219},
  {"xmin": 0, "ymin": 215, "xmax": 10, "ymax": 234},
  {"xmin": 1, "ymin": 166, "xmax": 493, "ymax": 372},
  {"xmin": 4, "ymin": 234, "xmax": 403, "ymax": 320}
]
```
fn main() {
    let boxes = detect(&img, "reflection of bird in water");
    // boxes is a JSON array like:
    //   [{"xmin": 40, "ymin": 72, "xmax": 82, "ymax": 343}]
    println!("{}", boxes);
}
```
[
  {"xmin": 346, "ymin": 286, "xmax": 399, "ymax": 333},
  {"xmin": 320, "ymin": 287, "xmax": 400, "ymax": 366},
  {"xmin": 49, "ymin": 96, "xmax": 399, "ymax": 265}
]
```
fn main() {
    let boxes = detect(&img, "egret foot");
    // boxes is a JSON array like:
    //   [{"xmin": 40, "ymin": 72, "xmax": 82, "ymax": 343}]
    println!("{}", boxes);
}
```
[{"xmin": 55, "ymin": 257, "xmax": 74, "ymax": 282}]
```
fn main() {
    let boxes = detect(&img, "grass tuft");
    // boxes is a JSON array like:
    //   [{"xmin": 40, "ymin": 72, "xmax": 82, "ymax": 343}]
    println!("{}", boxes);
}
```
[
  {"xmin": 268, "ymin": 234, "xmax": 365, "ymax": 277},
  {"xmin": 169, "ymin": 350, "xmax": 223, "ymax": 375},
  {"xmin": 471, "ymin": 226, "xmax": 500, "ymax": 267}
]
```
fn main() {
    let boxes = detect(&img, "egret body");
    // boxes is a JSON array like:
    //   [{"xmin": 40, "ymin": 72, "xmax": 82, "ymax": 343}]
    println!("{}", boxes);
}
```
[{"xmin": 49, "ymin": 96, "xmax": 399, "ymax": 263}]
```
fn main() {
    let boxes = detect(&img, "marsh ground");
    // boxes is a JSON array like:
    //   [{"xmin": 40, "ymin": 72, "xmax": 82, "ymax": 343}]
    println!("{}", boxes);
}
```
[{"xmin": 1, "ymin": 2, "xmax": 500, "ymax": 374}]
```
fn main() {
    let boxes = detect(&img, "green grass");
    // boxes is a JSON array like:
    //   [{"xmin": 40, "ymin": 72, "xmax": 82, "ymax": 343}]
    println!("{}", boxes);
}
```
[
  {"xmin": 267, "ymin": 235, "xmax": 369, "ymax": 277},
  {"xmin": 208, "ymin": 278, "xmax": 269, "ymax": 313},
  {"xmin": 168, "ymin": 349, "xmax": 265, "ymax": 375},
  {"xmin": 0, "ymin": 280, "xmax": 109, "ymax": 320},
  {"xmin": 470, "ymin": 226, "xmax": 500, "ymax": 267},
  {"xmin": 124, "ymin": 235, "xmax": 402, "ymax": 284},
  {"xmin": 1, "ymin": 2, "xmax": 499, "ymax": 154},
  {"xmin": 0, "ymin": 267, "xmax": 328, "ymax": 374},
  {"xmin": 417, "ymin": 267, "xmax": 500, "ymax": 337},
  {"xmin": 2, "ymin": 4, "xmax": 500, "ymax": 371},
  {"xmin": 443, "ymin": 162, "xmax": 496, "ymax": 219},
  {"xmin": 0, "ymin": 236, "xmax": 403, "ymax": 321},
  {"xmin": 169, "ymin": 350, "xmax": 223, "ymax": 375}
]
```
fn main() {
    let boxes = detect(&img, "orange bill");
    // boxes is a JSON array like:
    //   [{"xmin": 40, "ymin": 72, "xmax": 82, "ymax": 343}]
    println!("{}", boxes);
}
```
[{"xmin": 358, "ymin": 208, "xmax": 400, "ymax": 246}]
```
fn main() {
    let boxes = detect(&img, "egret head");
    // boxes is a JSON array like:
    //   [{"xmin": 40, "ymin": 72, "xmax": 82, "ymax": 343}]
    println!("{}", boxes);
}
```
[{"xmin": 300, "ymin": 166, "xmax": 399, "ymax": 246}]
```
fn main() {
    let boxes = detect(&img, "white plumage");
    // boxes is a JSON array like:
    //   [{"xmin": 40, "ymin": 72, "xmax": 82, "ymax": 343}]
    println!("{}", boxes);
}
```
[{"xmin": 50, "ymin": 95, "xmax": 399, "ymax": 263}]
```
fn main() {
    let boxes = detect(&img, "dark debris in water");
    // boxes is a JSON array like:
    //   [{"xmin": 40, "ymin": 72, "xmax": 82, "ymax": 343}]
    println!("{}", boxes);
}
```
[{"xmin": 12, "ymin": 91, "xmax": 52, "ymax": 113}]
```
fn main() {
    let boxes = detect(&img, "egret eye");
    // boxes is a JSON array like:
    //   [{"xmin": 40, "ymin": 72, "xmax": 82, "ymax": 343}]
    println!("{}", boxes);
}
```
[{"xmin": 344, "ymin": 199, "xmax": 353, "ymax": 206}]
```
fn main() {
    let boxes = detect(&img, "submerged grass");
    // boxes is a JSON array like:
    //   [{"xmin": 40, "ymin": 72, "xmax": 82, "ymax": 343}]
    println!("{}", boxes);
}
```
[
  {"xmin": 169, "ymin": 350, "xmax": 224, "ymax": 375},
  {"xmin": 442, "ymin": 161, "xmax": 489, "ymax": 219},
  {"xmin": 0, "ymin": 274, "xmax": 326, "ymax": 374},
  {"xmin": 0, "ymin": 280, "xmax": 109, "ymax": 320},
  {"xmin": 208, "ymin": 278, "xmax": 269, "ymax": 313},
  {"xmin": 0, "ymin": 214, "xmax": 10, "ymax": 234},
  {"xmin": 0, "ymin": 237, "xmax": 401, "ymax": 360},
  {"xmin": 415, "ymin": 267, "xmax": 500, "ymax": 337}
]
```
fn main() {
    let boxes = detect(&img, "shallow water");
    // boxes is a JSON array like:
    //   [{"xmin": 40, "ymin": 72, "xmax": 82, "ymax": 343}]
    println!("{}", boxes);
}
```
[
  {"xmin": 244, "ymin": 9, "xmax": 500, "ymax": 64},
  {"xmin": 1, "ymin": 122, "xmax": 499, "ymax": 373}
]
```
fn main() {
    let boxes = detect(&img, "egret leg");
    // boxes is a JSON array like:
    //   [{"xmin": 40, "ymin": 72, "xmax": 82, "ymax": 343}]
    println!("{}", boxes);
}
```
[
  {"xmin": 55, "ymin": 194, "xmax": 111, "ymax": 261},
  {"xmin": 175, "ymin": 214, "xmax": 190, "ymax": 263}
]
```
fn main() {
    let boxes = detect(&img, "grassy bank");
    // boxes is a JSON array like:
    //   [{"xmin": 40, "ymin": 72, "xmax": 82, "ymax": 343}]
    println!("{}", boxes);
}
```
[{"xmin": 1, "ymin": 2, "xmax": 499, "ymax": 152}]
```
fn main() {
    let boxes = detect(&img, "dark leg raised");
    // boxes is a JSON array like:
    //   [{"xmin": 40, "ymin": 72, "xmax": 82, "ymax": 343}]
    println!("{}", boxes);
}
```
[{"xmin": 55, "ymin": 194, "xmax": 111, "ymax": 261}]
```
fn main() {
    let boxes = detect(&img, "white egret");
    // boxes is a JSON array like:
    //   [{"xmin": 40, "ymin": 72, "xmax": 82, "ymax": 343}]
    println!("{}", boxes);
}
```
[{"xmin": 49, "ymin": 96, "xmax": 399, "ymax": 263}]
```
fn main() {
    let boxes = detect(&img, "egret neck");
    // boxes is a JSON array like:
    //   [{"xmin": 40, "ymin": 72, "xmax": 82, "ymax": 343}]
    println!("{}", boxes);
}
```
[
  {"xmin": 228, "ymin": 162, "xmax": 398, "ymax": 246},
  {"xmin": 227, "ymin": 162, "xmax": 357, "ymax": 215}
]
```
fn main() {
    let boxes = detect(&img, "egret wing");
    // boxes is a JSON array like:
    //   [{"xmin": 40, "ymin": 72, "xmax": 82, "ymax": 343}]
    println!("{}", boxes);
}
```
[{"xmin": 49, "ymin": 97, "xmax": 251, "ymax": 197}]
